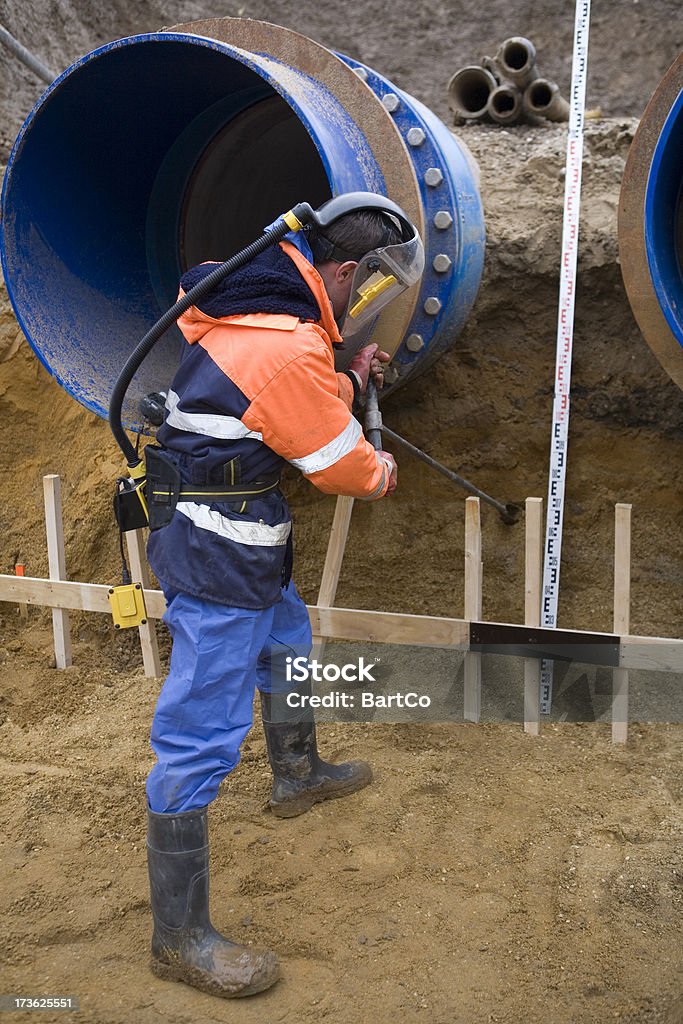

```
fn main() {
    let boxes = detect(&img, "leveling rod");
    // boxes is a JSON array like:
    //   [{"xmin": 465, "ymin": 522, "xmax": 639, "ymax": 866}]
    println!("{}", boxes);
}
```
[
  {"xmin": 365, "ymin": 380, "xmax": 520, "ymax": 524},
  {"xmin": 539, "ymin": 0, "xmax": 591, "ymax": 713}
]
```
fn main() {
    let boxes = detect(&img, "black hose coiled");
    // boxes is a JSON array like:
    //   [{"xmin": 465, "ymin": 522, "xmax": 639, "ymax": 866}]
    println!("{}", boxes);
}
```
[{"xmin": 108, "ymin": 216, "xmax": 293, "ymax": 466}]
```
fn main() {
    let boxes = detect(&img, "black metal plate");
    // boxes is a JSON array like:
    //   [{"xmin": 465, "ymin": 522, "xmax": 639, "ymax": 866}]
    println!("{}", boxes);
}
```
[{"xmin": 470, "ymin": 622, "xmax": 620, "ymax": 668}]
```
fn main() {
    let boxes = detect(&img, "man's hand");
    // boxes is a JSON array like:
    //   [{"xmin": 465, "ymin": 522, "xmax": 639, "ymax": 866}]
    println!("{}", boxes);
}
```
[
  {"xmin": 379, "ymin": 451, "xmax": 398, "ymax": 494},
  {"xmin": 347, "ymin": 343, "xmax": 391, "ymax": 394}
]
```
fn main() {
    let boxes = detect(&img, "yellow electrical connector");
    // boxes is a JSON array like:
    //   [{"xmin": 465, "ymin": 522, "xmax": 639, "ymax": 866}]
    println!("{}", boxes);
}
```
[
  {"xmin": 283, "ymin": 209, "xmax": 305, "ymax": 231},
  {"xmin": 108, "ymin": 582, "xmax": 148, "ymax": 629}
]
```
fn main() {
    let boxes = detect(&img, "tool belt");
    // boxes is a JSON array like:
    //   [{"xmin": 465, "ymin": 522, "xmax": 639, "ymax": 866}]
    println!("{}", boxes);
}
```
[{"xmin": 145, "ymin": 445, "xmax": 280, "ymax": 531}]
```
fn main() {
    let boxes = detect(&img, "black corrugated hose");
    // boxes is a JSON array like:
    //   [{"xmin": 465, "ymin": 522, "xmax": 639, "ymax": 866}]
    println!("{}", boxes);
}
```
[{"xmin": 108, "ymin": 210, "xmax": 312, "ymax": 467}]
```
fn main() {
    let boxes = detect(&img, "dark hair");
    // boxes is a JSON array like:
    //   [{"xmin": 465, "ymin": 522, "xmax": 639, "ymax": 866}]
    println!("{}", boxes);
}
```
[{"xmin": 310, "ymin": 210, "xmax": 403, "ymax": 265}]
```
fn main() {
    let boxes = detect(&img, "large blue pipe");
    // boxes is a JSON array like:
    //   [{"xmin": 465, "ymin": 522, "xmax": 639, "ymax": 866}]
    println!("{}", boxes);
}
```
[
  {"xmin": 1, "ymin": 22, "xmax": 485, "ymax": 430},
  {"xmin": 644, "ymin": 87, "xmax": 683, "ymax": 351},
  {"xmin": 619, "ymin": 52, "xmax": 683, "ymax": 391}
]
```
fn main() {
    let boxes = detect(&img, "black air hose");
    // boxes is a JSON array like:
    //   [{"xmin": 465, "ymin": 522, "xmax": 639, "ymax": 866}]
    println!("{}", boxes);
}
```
[{"xmin": 108, "ymin": 210, "xmax": 312, "ymax": 467}]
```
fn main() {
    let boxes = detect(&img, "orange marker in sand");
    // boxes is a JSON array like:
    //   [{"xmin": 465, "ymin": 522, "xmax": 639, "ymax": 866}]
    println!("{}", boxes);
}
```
[{"xmin": 15, "ymin": 562, "xmax": 28, "ymax": 618}]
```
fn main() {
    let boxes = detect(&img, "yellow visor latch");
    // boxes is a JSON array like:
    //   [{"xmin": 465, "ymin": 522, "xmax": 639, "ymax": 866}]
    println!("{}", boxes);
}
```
[{"xmin": 348, "ymin": 273, "xmax": 398, "ymax": 319}]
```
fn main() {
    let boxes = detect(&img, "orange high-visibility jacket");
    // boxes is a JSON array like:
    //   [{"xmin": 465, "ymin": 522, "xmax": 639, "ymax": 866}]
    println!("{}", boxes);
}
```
[{"xmin": 146, "ymin": 241, "xmax": 389, "ymax": 609}]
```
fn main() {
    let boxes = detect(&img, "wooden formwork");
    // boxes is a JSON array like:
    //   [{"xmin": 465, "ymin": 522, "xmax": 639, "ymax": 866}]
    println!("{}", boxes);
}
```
[{"xmin": 1, "ymin": 480, "xmax": 681, "ymax": 745}]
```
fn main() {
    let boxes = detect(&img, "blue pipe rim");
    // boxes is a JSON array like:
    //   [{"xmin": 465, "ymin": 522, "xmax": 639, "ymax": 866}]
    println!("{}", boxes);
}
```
[{"xmin": 644, "ymin": 86, "xmax": 683, "ymax": 351}]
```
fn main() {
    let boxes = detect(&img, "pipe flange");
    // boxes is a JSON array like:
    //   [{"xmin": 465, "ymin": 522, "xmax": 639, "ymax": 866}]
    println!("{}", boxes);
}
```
[{"xmin": 336, "ymin": 54, "xmax": 484, "ymax": 390}]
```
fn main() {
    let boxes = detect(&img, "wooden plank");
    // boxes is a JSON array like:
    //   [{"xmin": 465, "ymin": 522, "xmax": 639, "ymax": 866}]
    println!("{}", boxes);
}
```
[
  {"xmin": 0, "ymin": 575, "xmax": 167, "ymax": 620},
  {"xmin": 0, "ymin": 576, "xmax": 470, "ymax": 646},
  {"xmin": 309, "ymin": 606, "xmax": 469, "ymax": 648},
  {"xmin": 524, "ymin": 498, "xmax": 544, "ymax": 628},
  {"xmin": 464, "ymin": 497, "xmax": 482, "ymax": 620},
  {"xmin": 464, "ymin": 497, "xmax": 482, "ymax": 722},
  {"xmin": 613, "ymin": 504, "xmax": 632, "ymax": 635},
  {"xmin": 524, "ymin": 497, "xmax": 543, "ymax": 735},
  {"xmin": 612, "ymin": 504, "xmax": 632, "ymax": 743},
  {"xmin": 125, "ymin": 529, "xmax": 163, "ymax": 678},
  {"xmin": 43, "ymin": 475, "xmax": 72, "ymax": 669},
  {"xmin": 312, "ymin": 495, "xmax": 355, "ymax": 650},
  {"xmin": 1, "ymin": 572, "xmax": 680, "ymax": 671},
  {"xmin": 0, "ymin": 575, "xmax": 111, "ymax": 612},
  {"xmin": 620, "ymin": 636, "xmax": 683, "ymax": 673}
]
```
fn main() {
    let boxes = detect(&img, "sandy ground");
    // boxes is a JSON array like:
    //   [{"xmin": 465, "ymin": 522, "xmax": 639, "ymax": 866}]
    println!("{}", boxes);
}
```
[
  {"xmin": 1, "ymin": 616, "xmax": 683, "ymax": 1024},
  {"xmin": 1, "ymin": 2, "xmax": 682, "ymax": 1023}
]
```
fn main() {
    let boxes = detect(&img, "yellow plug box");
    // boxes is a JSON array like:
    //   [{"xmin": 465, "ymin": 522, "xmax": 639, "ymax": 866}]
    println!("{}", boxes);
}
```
[{"xmin": 108, "ymin": 583, "xmax": 148, "ymax": 629}]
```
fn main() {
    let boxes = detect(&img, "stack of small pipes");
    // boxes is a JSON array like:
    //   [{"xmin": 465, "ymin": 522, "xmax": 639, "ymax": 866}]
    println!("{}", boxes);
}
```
[{"xmin": 448, "ymin": 37, "xmax": 569, "ymax": 127}]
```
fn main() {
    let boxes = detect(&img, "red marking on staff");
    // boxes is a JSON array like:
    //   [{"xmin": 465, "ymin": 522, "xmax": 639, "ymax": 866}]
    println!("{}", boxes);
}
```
[{"xmin": 15, "ymin": 563, "xmax": 25, "ymax": 577}]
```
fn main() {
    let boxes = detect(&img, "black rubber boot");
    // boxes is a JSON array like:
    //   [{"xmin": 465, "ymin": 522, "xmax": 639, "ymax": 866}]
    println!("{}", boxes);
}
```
[
  {"xmin": 260, "ymin": 689, "xmax": 373, "ymax": 818},
  {"xmin": 147, "ymin": 806, "xmax": 279, "ymax": 997}
]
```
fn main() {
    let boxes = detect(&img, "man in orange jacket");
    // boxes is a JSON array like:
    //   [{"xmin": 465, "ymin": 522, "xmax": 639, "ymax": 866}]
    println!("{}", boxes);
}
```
[{"xmin": 144, "ymin": 193, "xmax": 424, "ymax": 998}]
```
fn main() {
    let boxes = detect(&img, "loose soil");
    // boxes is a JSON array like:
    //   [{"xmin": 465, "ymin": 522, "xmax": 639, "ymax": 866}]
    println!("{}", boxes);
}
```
[{"xmin": 0, "ymin": 3, "xmax": 682, "ymax": 1023}]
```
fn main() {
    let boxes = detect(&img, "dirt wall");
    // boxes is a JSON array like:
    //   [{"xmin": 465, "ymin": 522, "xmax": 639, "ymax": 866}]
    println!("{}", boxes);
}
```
[{"xmin": 1, "ymin": 0, "xmax": 682, "ymax": 160}]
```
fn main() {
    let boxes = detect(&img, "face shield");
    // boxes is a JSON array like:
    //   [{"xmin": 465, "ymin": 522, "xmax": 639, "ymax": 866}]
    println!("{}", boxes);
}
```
[{"xmin": 338, "ymin": 230, "xmax": 425, "ymax": 340}]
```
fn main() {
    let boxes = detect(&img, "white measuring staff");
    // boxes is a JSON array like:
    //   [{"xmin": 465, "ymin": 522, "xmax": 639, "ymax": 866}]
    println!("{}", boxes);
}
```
[{"xmin": 540, "ymin": 0, "xmax": 591, "ymax": 714}]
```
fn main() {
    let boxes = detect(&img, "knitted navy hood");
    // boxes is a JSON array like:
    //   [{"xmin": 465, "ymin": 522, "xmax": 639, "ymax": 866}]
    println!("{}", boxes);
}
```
[{"xmin": 180, "ymin": 243, "xmax": 321, "ymax": 322}]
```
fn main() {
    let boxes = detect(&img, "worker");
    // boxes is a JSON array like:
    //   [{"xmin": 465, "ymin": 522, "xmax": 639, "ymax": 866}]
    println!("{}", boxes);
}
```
[{"xmin": 143, "ymin": 193, "xmax": 424, "ymax": 998}]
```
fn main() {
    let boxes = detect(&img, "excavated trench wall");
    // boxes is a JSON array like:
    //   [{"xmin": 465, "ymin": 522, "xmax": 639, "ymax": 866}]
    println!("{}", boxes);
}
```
[
  {"xmin": 0, "ymin": 2, "xmax": 681, "ymax": 652},
  {"xmin": 1, "ymin": 117, "xmax": 681, "ymax": 652}
]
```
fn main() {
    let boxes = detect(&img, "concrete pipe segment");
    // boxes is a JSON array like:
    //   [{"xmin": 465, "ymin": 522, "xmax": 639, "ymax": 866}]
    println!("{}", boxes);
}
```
[
  {"xmin": 619, "ymin": 51, "xmax": 683, "ymax": 391},
  {"xmin": 0, "ymin": 18, "xmax": 485, "ymax": 430}
]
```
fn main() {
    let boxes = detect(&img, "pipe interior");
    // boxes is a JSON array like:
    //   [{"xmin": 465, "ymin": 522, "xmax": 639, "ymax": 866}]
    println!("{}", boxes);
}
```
[
  {"xmin": 492, "ymin": 91, "xmax": 517, "ymax": 114},
  {"xmin": 528, "ymin": 80, "xmax": 553, "ymax": 108},
  {"xmin": 181, "ymin": 98, "xmax": 329, "ymax": 269},
  {"xmin": 502, "ymin": 41, "xmax": 531, "ymax": 72},
  {"xmin": 451, "ymin": 70, "xmax": 492, "ymax": 114},
  {"xmin": 677, "ymin": 188, "xmax": 683, "ymax": 279},
  {"xmin": 2, "ymin": 38, "xmax": 331, "ymax": 425}
]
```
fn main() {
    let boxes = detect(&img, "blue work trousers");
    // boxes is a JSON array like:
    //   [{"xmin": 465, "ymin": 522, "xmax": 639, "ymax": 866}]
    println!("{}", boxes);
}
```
[{"xmin": 146, "ymin": 582, "xmax": 312, "ymax": 814}]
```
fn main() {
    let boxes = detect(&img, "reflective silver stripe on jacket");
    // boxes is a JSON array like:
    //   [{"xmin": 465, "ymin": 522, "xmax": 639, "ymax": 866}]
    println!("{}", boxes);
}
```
[
  {"xmin": 289, "ymin": 416, "xmax": 362, "ymax": 474},
  {"xmin": 165, "ymin": 389, "xmax": 263, "ymax": 441},
  {"xmin": 359, "ymin": 459, "xmax": 388, "ymax": 501},
  {"xmin": 176, "ymin": 502, "xmax": 291, "ymax": 546}
]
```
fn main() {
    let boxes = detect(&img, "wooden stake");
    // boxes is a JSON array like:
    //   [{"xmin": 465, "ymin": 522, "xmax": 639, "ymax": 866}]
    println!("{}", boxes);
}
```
[
  {"xmin": 612, "ymin": 503, "xmax": 632, "ymax": 744},
  {"xmin": 524, "ymin": 498, "xmax": 543, "ymax": 735},
  {"xmin": 312, "ymin": 495, "xmax": 355, "ymax": 650},
  {"xmin": 464, "ymin": 497, "xmax": 482, "ymax": 722},
  {"xmin": 125, "ymin": 529, "xmax": 163, "ymax": 678},
  {"xmin": 43, "ymin": 475, "xmax": 72, "ymax": 669}
]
